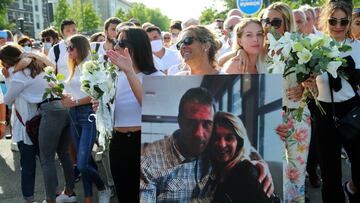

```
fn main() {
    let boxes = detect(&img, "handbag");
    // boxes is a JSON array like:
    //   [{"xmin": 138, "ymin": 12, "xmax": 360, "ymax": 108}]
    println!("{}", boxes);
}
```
[
  {"xmin": 328, "ymin": 74, "xmax": 360, "ymax": 140},
  {"xmin": 15, "ymin": 109, "xmax": 41, "ymax": 145}
]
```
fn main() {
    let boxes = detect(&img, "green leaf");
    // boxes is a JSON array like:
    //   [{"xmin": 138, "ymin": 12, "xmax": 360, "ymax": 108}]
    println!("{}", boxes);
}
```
[{"xmin": 56, "ymin": 74, "xmax": 65, "ymax": 81}]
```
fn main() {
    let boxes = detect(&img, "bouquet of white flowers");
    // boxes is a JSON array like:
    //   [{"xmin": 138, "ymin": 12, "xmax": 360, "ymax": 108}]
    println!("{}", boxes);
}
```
[
  {"xmin": 267, "ymin": 31, "xmax": 352, "ymax": 121},
  {"xmin": 42, "ymin": 66, "xmax": 65, "ymax": 99},
  {"xmin": 80, "ymin": 53, "xmax": 117, "ymax": 149}
]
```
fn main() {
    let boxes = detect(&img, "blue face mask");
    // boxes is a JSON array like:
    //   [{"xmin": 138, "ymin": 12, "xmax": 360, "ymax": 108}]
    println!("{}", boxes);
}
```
[
  {"xmin": 44, "ymin": 42, "xmax": 52, "ymax": 50},
  {"xmin": 23, "ymin": 46, "xmax": 31, "ymax": 53}
]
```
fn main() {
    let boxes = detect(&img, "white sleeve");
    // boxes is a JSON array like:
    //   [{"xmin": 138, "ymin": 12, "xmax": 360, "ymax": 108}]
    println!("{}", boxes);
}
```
[{"xmin": 4, "ymin": 74, "xmax": 27, "ymax": 105}]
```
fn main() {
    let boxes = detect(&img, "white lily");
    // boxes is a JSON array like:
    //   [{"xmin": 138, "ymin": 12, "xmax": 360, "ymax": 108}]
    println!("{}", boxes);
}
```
[
  {"xmin": 44, "ymin": 66, "xmax": 54, "ymax": 74},
  {"xmin": 297, "ymin": 48, "xmax": 312, "ymax": 64},
  {"xmin": 268, "ymin": 55, "xmax": 285, "ymax": 74},
  {"xmin": 326, "ymin": 61, "xmax": 342, "ymax": 78}
]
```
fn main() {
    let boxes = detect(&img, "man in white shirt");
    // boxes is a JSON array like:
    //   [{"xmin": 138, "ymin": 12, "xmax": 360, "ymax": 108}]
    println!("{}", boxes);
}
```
[
  {"xmin": 299, "ymin": 5, "xmax": 322, "ymax": 36},
  {"xmin": 47, "ymin": 19, "xmax": 78, "ymax": 79},
  {"xmin": 90, "ymin": 17, "xmax": 122, "ymax": 62},
  {"xmin": 145, "ymin": 26, "xmax": 182, "ymax": 74}
]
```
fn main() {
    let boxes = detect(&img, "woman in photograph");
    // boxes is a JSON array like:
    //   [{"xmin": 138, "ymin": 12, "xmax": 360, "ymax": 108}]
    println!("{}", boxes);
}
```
[
  {"xmin": 313, "ymin": 0, "xmax": 360, "ymax": 202},
  {"xmin": 170, "ymin": 25, "xmax": 222, "ymax": 75},
  {"xmin": 0, "ymin": 44, "xmax": 76, "ymax": 203},
  {"xmin": 63, "ymin": 34, "xmax": 110, "ymax": 203},
  {"xmin": 221, "ymin": 18, "xmax": 266, "ymax": 74},
  {"xmin": 351, "ymin": 9, "xmax": 360, "ymax": 40},
  {"xmin": 210, "ymin": 111, "xmax": 277, "ymax": 203},
  {"xmin": 104, "ymin": 26, "xmax": 163, "ymax": 202}
]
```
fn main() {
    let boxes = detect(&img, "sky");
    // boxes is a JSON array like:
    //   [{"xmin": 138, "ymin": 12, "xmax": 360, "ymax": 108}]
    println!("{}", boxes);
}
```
[{"xmin": 126, "ymin": 0, "xmax": 227, "ymax": 21}]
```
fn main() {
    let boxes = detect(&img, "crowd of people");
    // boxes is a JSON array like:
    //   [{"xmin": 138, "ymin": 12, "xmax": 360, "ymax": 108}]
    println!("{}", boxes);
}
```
[{"xmin": 0, "ymin": 0, "xmax": 360, "ymax": 202}]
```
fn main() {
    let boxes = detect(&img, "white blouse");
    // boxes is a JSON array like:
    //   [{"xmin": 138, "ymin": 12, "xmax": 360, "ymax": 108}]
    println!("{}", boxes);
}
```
[
  {"xmin": 114, "ymin": 71, "xmax": 164, "ymax": 127},
  {"xmin": 64, "ymin": 60, "xmax": 89, "ymax": 100},
  {"xmin": 316, "ymin": 39, "xmax": 360, "ymax": 103}
]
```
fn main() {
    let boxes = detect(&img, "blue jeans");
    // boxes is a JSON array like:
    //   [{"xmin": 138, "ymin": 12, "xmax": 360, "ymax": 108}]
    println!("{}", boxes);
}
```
[
  {"xmin": 17, "ymin": 141, "xmax": 38, "ymax": 201},
  {"xmin": 69, "ymin": 105, "xmax": 105, "ymax": 197}
]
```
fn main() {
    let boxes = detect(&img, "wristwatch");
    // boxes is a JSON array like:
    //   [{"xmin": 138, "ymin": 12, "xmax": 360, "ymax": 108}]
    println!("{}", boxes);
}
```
[{"xmin": 0, "ymin": 120, "xmax": 6, "ymax": 125}]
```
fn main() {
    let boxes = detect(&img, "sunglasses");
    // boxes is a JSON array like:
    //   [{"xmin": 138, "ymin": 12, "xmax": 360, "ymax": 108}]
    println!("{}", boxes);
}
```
[
  {"xmin": 115, "ymin": 39, "xmax": 128, "ymax": 49},
  {"xmin": 176, "ymin": 37, "xmax": 200, "ymax": 50},
  {"xmin": 328, "ymin": 18, "xmax": 350, "ymax": 26},
  {"xmin": 41, "ymin": 37, "xmax": 52, "ymax": 43},
  {"xmin": 66, "ymin": 46, "xmax": 75, "ymax": 52},
  {"xmin": 261, "ymin": 18, "xmax": 283, "ymax": 29},
  {"xmin": 182, "ymin": 118, "xmax": 213, "ymax": 132}
]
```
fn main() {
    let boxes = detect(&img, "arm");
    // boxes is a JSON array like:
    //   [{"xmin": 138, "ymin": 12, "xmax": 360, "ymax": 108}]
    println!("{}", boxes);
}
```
[
  {"xmin": 107, "ymin": 49, "xmax": 142, "ymax": 105},
  {"xmin": 0, "ymin": 91, "xmax": 5, "ymax": 139},
  {"xmin": 249, "ymin": 147, "xmax": 274, "ymax": 197},
  {"xmin": 14, "ymin": 53, "xmax": 55, "ymax": 73},
  {"xmin": 61, "ymin": 95, "xmax": 92, "ymax": 108},
  {"xmin": 4, "ymin": 79, "xmax": 26, "ymax": 105}
]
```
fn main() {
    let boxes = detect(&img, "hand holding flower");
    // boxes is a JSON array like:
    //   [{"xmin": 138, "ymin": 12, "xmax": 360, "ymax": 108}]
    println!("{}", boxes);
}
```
[{"xmin": 286, "ymin": 84, "xmax": 304, "ymax": 102}]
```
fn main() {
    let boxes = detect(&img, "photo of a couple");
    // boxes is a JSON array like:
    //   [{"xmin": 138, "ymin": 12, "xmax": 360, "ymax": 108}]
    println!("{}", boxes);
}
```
[{"xmin": 140, "ymin": 74, "xmax": 283, "ymax": 202}]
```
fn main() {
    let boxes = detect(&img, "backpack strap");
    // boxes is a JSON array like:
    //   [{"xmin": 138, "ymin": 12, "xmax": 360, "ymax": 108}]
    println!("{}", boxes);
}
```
[
  {"xmin": 54, "ymin": 44, "xmax": 60, "ymax": 75},
  {"xmin": 95, "ymin": 43, "xmax": 100, "ymax": 53}
]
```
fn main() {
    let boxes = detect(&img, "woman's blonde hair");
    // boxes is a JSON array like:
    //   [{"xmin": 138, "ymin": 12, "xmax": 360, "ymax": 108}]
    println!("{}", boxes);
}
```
[
  {"xmin": 260, "ymin": 2, "xmax": 296, "ymax": 33},
  {"xmin": 67, "ymin": 34, "xmax": 90, "ymax": 80},
  {"xmin": 319, "ymin": 0, "xmax": 353, "ymax": 38},
  {"xmin": 233, "ymin": 18, "xmax": 263, "ymax": 51},
  {"xmin": 210, "ymin": 111, "xmax": 252, "ymax": 170},
  {"xmin": 179, "ymin": 25, "xmax": 222, "ymax": 68}
]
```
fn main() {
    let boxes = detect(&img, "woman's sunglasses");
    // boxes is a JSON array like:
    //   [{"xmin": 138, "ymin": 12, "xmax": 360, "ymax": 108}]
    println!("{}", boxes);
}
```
[
  {"xmin": 41, "ymin": 37, "xmax": 52, "ymax": 43},
  {"xmin": 66, "ymin": 46, "xmax": 75, "ymax": 52},
  {"xmin": 176, "ymin": 37, "xmax": 200, "ymax": 50},
  {"xmin": 328, "ymin": 18, "xmax": 350, "ymax": 26},
  {"xmin": 261, "ymin": 18, "xmax": 283, "ymax": 29},
  {"xmin": 115, "ymin": 39, "xmax": 128, "ymax": 49}
]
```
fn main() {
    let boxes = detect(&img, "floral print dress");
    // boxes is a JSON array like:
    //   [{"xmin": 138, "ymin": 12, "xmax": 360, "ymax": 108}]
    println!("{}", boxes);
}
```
[{"xmin": 283, "ymin": 108, "xmax": 311, "ymax": 203}]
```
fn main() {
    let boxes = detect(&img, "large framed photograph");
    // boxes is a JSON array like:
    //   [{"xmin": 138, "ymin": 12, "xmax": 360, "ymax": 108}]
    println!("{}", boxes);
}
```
[{"xmin": 140, "ymin": 74, "xmax": 283, "ymax": 202}]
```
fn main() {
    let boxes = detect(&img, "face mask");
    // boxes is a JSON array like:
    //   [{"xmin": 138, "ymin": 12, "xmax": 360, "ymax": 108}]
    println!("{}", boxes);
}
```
[
  {"xmin": 44, "ymin": 42, "xmax": 52, "ymax": 50},
  {"xmin": 23, "ymin": 46, "xmax": 31, "ymax": 53},
  {"xmin": 151, "ymin": 39, "xmax": 163, "ymax": 53}
]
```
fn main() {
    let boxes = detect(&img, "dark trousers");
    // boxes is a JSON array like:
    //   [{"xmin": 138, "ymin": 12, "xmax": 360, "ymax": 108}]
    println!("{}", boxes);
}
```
[
  {"xmin": 315, "ymin": 96, "xmax": 360, "ymax": 203},
  {"xmin": 109, "ymin": 130, "xmax": 140, "ymax": 202}
]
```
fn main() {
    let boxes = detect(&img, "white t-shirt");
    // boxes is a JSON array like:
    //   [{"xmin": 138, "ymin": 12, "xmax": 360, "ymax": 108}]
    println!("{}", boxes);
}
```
[
  {"xmin": 48, "ymin": 40, "xmax": 70, "ymax": 78},
  {"xmin": 4, "ymin": 69, "xmax": 47, "ymax": 104},
  {"xmin": 114, "ymin": 70, "xmax": 164, "ymax": 127},
  {"xmin": 64, "ymin": 60, "xmax": 89, "ymax": 100},
  {"xmin": 153, "ymin": 48, "xmax": 182, "ymax": 72},
  {"xmin": 90, "ymin": 42, "xmax": 107, "ymax": 63},
  {"xmin": 316, "ymin": 39, "xmax": 360, "ymax": 102}
]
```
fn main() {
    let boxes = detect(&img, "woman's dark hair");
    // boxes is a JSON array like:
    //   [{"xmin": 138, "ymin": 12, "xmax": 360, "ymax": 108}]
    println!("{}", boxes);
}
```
[
  {"xmin": 67, "ymin": 34, "xmax": 90, "ymax": 80},
  {"xmin": 120, "ymin": 27, "xmax": 157, "ymax": 75},
  {"xmin": 89, "ymin": 32, "xmax": 105, "ymax": 42},
  {"xmin": 0, "ymin": 44, "xmax": 44, "ymax": 78},
  {"xmin": 40, "ymin": 27, "xmax": 60, "ymax": 42},
  {"xmin": 320, "ymin": 0, "xmax": 353, "ymax": 36}
]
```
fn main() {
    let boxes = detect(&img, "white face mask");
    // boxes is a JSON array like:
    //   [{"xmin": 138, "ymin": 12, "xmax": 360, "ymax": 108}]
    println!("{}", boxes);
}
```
[
  {"xmin": 44, "ymin": 42, "xmax": 52, "ymax": 50},
  {"xmin": 23, "ymin": 46, "xmax": 31, "ymax": 53},
  {"xmin": 151, "ymin": 39, "xmax": 163, "ymax": 53}
]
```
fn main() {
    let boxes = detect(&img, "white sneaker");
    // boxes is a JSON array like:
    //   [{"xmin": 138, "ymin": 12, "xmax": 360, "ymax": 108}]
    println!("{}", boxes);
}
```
[
  {"xmin": 55, "ymin": 191, "xmax": 77, "ymax": 202},
  {"xmin": 98, "ymin": 187, "xmax": 111, "ymax": 203}
]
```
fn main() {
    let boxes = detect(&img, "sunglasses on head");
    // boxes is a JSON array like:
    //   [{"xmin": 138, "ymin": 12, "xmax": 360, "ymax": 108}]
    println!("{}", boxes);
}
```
[
  {"xmin": 261, "ymin": 18, "xmax": 282, "ymax": 29},
  {"xmin": 115, "ymin": 39, "xmax": 127, "ymax": 49},
  {"xmin": 176, "ymin": 37, "xmax": 200, "ymax": 50},
  {"xmin": 328, "ymin": 18, "xmax": 350, "ymax": 26},
  {"xmin": 66, "ymin": 46, "xmax": 75, "ymax": 52},
  {"xmin": 41, "ymin": 37, "xmax": 52, "ymax": 43}
]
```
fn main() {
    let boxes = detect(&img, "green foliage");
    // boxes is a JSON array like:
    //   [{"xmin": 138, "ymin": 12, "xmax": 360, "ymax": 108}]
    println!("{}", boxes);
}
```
[
  {"xmin": 200, "ymin": 8, "xmax": 226, "ymax": 25},
  {"xmin": 80, "ymin": 0, "xmax": 101, "ymax": 33},
  {"xmin": 54, "ymin": 0, "xmax": 71, "ymax": 31},
  {"xmin": 0, "ymin": 0, "xmax": 14, "ymax": 29},
  {"xmin": 115, "ymin": 3, "xmax": 170, "ymax": 31}
]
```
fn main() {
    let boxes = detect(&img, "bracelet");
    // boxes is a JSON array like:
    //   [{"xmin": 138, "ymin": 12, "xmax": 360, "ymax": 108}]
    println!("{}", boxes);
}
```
[{"xmin": 0, "ymin": 120, "xmax": 6, "ymax": 125}]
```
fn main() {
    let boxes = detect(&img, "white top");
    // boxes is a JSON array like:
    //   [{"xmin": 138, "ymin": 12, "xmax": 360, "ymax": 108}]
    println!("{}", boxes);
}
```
[
  {"xmin": 64, "ymin": 60, "xmax": 89, "ymax": 100},
  {"xmin": 48, "ymin": 40, "xmax": 70, "ymax": 78},
  {"xmin": 4, "ymin": 67, "xmax": 39, "ymax": 145},
  {"xmin": 114, "ymin": 71, "xmax": 164, "ymax": 127},
  {"xmin": 316, "ymin": 39, "xmax": 360, "ymax": 102},
  {"xmin": 153, "ymin": 48, "xmax": 182, "ymax": 72},
  {"xmin": 4, "ymin": 69, "xmax": 47, "ymax": 104},
  {"xmin": 90, "ymin": 42, "xmax": 107, "ymax": 63}
]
